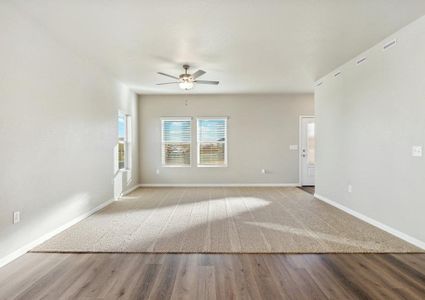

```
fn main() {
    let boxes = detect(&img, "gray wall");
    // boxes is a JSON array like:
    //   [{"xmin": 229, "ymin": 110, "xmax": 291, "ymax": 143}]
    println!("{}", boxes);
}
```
[
  {"xmin": 0, "ymin": 2, "xmax": 138, "ymax": 262},
  {"xmin": 315, "ymin": 16, "xmax": 425, "ymax": 244},
  {"xmin": 139, "ymin": 94, "xmax": 314, "ymax": 184}
]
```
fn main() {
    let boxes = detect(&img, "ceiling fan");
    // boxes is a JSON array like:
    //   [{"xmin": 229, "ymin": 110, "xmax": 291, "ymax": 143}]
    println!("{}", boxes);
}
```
[{"xmin": 157, "ymin": 65, "xmax": 219, "ymax": 90}]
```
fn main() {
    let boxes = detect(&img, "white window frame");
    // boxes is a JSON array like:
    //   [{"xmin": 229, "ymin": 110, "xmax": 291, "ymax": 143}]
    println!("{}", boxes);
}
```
[
  {"xmin": 161, "ymin": 117, "xmax": 192, "ymax": 167},
  {"xmin": 197, "ymin": 117, "xmax": 228, "ymax": 168},
  {"xmin": 125, "ymin": 114, "xmax": 132, "ymax": 171},
  {"xmin": 118, "ymin": 111, "xmax": 131, "ymax": 171}
]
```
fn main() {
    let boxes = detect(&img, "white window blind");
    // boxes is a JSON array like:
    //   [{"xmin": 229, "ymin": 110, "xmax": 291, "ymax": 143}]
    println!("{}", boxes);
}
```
[
  {"xmin": 197, "ymin": 118, "xmax": 227, "ymax": 167},
  {"xmin": 161, "ymin": 118, "xmax": 192, "ymax": 166}
]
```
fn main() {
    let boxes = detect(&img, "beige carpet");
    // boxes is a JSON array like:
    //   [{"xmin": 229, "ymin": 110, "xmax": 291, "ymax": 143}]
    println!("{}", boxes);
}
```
[{"xmin": 33, "ymin": 187, "xmax": 422, "ymax": 253}]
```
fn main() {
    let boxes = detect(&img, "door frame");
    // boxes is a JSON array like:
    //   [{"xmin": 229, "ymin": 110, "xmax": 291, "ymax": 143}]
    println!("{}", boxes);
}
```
[{"xmin": 298, "ymin": 115, "xmax": 315, "ymax": 186}]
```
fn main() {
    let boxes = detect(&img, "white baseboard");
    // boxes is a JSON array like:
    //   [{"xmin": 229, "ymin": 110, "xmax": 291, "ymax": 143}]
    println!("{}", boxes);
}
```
[
  {"xmin": 138, "ymin": 183, "xmax": 299, "ymax": 187},
  {"xmin": 120, "ymin": 184, "xmax": 141, "ymax": 197},
  {"xmin": 0, "ymin": 198, "xmax": 113, "ymax": 269},
  {"xmin": 314, "ymin": 193, "xmax": 425, "ymax": 250}
]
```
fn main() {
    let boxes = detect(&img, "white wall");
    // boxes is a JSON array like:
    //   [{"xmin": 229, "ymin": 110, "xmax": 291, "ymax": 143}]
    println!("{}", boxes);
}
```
[
  {"xmin": 315, "ymin": 16, "xmax": 425, "ymax": 245},
  {"xmin": 139, "ymin": 94, "xmax": 314, "ymax": 185},
  {"xmin": 0, "ymin": 2, "xmax": 138, "ymax": 263}
]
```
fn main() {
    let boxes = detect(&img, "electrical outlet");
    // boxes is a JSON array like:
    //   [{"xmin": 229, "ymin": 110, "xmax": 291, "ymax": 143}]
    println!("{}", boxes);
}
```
[
  {"xmin": 412, "ymin": 146, "xmax": 422, "ymax": 157},
  {"xmin": 13, "ymin": 211, "xmax": 20, "ymax": 224},
  {"xmin": 261, "ymin": 169, "xmax": 266, "ymax": 174},
  {"xmin": 156, "ymin": 169, "xmax": 160, "ymax": 175},
  {"xmin": 348, "ymin": 185, "xmax": 353, "ymax": 193}
]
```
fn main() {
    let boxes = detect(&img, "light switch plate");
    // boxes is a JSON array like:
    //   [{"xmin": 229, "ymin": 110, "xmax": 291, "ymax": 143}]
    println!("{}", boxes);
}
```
[
  {"xmin": 289, "ymin": 145, "xmax": 298, "ymax": 151},
  {"xmin": 13, "ymin": 211, "xmax": 20, "ymax": 224},
  {"xmin": 412, "ymin": 146, "xmax": 423, "ymax": 157}
]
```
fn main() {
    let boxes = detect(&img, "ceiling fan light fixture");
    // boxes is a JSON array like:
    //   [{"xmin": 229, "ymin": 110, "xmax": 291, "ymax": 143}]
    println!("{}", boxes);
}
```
[
  {"xmin": 179, "ymin": 81, "xmax": 194, "ymax": 90},
  {"xmin": 157, "ymin": 65, "xmax": 218, "ymax": 89}
]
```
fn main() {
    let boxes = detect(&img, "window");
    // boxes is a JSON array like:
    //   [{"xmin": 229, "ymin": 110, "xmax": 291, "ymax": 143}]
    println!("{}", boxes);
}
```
[
  {"xmin": 118, "ymin": 113, "xmax": 126, "ymax": 169},
  {"xmin": 197, "ymin": 118, "xmax": 227, "ymax": 167},
  {"xmin": 161, "ymin": 118, "xmax": 192, "ymax": 167},
  {"xmin": 118, "ymin": 112, "xmax": 131, "ymax": 170}
]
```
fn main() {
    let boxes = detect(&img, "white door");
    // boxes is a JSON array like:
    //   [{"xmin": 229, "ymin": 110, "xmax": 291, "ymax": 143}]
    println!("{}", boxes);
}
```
[{"xmin": 300, "ymin": 117, "xmax": 315, "ymax": 186}]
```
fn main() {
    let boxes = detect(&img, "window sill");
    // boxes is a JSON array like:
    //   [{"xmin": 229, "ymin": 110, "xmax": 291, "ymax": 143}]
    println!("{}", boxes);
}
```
[
  {"xmin": 161, "ymin": 165, "xmax": 192, "ymax": 168},
  {"xmin": 197, "ymin": 165, "xmax": 228, "ymax": 168}
]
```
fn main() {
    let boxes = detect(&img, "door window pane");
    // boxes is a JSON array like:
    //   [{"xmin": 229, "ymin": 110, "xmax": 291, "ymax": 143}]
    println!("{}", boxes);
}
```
[{"xmin": 307, "ymin": 122, "xmax": 315, "ymax": 164}]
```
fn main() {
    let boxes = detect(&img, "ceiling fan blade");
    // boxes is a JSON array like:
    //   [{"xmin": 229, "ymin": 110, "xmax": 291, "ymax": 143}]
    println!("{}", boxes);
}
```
[
  {"xmin": 191, "ymin": 70, "xmax": 206, "ymax": 79},
  {"xmin": 156, "ymin": 82, "xmax": 179, "ymax": 85},
  {"xmin": 195, "ymin": 80, "xmax": 219, "ymax": 85},
  {"xmin": 158, "ymin": 72, "xmax": 179, "ymax": 80}
]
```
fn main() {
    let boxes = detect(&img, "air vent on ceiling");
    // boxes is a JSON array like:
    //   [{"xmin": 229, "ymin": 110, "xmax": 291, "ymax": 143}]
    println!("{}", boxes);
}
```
[
  {"xmin": 334, "ymin": 71, "xmax": 342, "ymax": 77},
  {"xmin": 383, "ymin": 39, "xmax": 397, "ymax": 50},
  {"xmin": 356, "ymin": 57, "xmax": 367, "ymax": 65}
]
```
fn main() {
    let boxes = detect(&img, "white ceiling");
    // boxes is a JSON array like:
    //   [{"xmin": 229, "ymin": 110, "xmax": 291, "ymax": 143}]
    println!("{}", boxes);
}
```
[{"xmin": 13, "ymin": 0, "xmax": 425, "ymax": 94}]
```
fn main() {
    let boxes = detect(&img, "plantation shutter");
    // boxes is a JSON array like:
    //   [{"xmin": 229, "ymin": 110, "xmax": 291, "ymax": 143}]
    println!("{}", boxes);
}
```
[
  {"xmin": 161, "ymin": 118, "xmax": 192, "ymax": 166},
  {"xmin": 197, "ymin": 118, "xmax": 227, "ymax": 166}
]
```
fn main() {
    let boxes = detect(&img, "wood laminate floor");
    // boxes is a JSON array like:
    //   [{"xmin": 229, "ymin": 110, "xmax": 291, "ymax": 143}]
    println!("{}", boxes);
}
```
[{"xmin": 1, "ymin": 252, "xmax": 424, "ymax": 299}]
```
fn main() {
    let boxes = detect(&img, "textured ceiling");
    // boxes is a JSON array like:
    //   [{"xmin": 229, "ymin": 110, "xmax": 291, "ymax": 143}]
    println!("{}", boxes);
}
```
[{"xmin": 12, "ymin": 0, "xmax": 425, "ymax": 94}]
